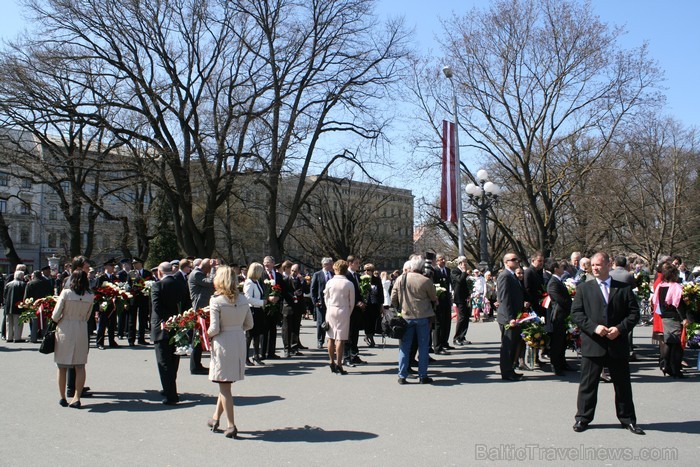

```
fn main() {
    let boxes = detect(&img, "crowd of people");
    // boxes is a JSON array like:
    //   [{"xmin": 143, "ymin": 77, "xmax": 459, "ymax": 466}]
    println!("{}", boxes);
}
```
[{"xmin": 1, "ymin": 249, "xmax": 698, "ymax": 438}]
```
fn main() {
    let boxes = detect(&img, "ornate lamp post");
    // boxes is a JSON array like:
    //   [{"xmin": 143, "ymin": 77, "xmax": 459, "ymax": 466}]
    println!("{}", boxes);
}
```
[{"xmin": 465, "ymin": 169, "xmax": 501, "ymax": 271}]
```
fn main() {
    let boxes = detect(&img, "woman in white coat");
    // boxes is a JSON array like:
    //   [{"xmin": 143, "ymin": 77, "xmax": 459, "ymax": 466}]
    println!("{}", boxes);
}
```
[
  {"xmin": 323, "ymin": 260, "xmax": 355, "ymax": 375},
  {"xmin": 52, "ymin": 270, "xmax": 94, "ymax": 408},
  {"xmin": 206, "ymin": 266, "xmax": 254, "ymax": 438},
  {"xmin": 243, "ymin": 262, "xmax": 267, "ymax": 365}
]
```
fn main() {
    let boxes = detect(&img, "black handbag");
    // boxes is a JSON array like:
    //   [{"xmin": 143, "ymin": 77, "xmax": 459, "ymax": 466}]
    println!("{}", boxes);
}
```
[
  {"xmin": 39, "ymin": 321, "xmax": 57, "ymax": 354},
  {"xmin": 320, "ymin": 321, "xmax": 330, "ymax": 332}
]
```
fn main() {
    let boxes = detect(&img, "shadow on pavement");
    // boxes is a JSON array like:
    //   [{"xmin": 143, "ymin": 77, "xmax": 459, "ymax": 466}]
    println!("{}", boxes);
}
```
[{"xmin": 240, "ymin": 425, "xmax": 378, "ymax": 442}]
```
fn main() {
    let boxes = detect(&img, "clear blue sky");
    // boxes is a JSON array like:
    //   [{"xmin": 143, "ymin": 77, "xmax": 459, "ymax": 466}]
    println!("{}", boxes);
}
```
[
  {"xmin": 1, "ymin": 0, "xmax": 698, "ymax": 198},
  {"xmin": 2, "ymin": 0, "xmax": 697, "ymax": 126}
]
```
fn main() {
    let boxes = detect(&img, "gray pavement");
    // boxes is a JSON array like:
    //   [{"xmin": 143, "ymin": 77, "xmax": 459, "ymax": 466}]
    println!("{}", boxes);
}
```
[{"xmin": 0, "ymin": 319, "xmax": 698, "ymax": 466}]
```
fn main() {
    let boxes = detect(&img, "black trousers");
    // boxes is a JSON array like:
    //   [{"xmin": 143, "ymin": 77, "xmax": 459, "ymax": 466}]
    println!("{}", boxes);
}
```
[
  {"xmin": 315, "ymin": 306, "xmax": 326, "ymax": 346},
  {"xmin": 434, "ymin": 301, "xmax": 452, "ymax": 349},
  {"xmin": 96, "ymin": 311, "xmax": 117, "ymax": 345},
  {"xmin": 129, "ymin": 296, "xmax": 150, "ymax": 343},
  {"xmin": 576, "ymin": 354, "xmax": 636, "ymax": 425},
  {"xmin": 549, "ymin": 315, "xmax": 568, "ymax": 371},
  {"xmin": 189, "ymin": 328, "xmax": 204, "ymax": 372},
  {"xmin": 261, "ymin": 311, "xmax": 279, "ymax": 358},
  {"xmin": 363, "ymin": 304, "xmax": 380, "ymax": 337},
  {"xmin": 282, "ymin": 310, "xmax": 299, "ymax": 352},
  {"xmin": 344, "ymin": 307, "xmax": 362, "ymax": 359},
  {"xmin": 499, "ymin": 324, "xmax": 522, "ymax": 376},
  {"xmin": 117, "ymin": 305, "xmax": 129, "ymax": 338},
  {"xmin": 453, "ymin": 302, "xmax": 470, "ymax": 342},
  {"xmin": 155, "ymin": 339, "xmax": 180, "ymax": 401}
]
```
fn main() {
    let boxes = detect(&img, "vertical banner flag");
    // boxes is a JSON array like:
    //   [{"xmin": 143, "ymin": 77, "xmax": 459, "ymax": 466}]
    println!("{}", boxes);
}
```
[{"xmin": 441, "ymin": 120, "xmax": 457, "ymax": 222}]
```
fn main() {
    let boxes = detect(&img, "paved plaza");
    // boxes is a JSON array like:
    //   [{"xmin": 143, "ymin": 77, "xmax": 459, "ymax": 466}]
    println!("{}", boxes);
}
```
[{"xmin": 0, "ymin": 320, "xmax": 697, "ymax": 466}]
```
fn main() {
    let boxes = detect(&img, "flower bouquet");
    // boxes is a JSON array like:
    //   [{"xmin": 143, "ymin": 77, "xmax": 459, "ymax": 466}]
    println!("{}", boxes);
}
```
[
  {"xmin": 164, "ymin": 306, "xmax": 210, "ymax": 355},
  {"xmin": 564, "ymin": 278, "xmax": 577, "ymax": 298},
  {"xmin": 681, "ymin": 283, "xmax": 700, "ymax": 311},
  {"xmin": 435, "ymin": 284, "xmax": 447, "ymax": 299},
  {"xmin": 263, "ymin": 279, "xmax": 282, "ymax": 317},
  {"xmin": 520, "ymin": 318, "xmax": 549, "ymax": 350},
  {"xmin": 93, "ymin": 282, "xmax": 133, "ymax": 317},
  {"xmin": 685, "ymin": 322, "xmax": 700, "ymax": 349},
  {"xmin": 129, "ymin": 276, "xmax": 154, "ymax": 296},
  {"xmin": 565, "ymin": 315, "xmax": 581, "ymax": 354},
  {"xmin": 359, "ymin": 274, "xmax": 372, "ymax": 298},
  {"xmin": 18, "ymin": 296, "xmax": 57, "ymax": 325},
  {"xmin": 633, "ymin": 271, "xmax": 651, "ymax": 301}
]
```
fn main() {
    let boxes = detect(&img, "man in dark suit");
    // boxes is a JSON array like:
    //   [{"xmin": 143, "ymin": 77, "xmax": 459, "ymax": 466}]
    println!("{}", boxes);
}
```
[
  {"xmin": 130, "ymin": 257, "xmax": 152, "ymax": 346},
  {"xmin": 523, "ymin": 252, "xmax": 546, "ymax": 317},
  {"xmin": 95, "ymin": 258, "xmax": 120, "ymax": 349},
  {"xmin": 116, "ymin": 258, "xmax": 132, "ymax": 339},
  {"xmin": 261, "ymin": 256, "xmax": 283, "ymax": 360},
  {"xmin": 496, "ymin": 253, "xmax": 526, "ymax": 381},
  {"xmin": 571, "ymin": 252, "xmax": 643, "ymax": 434},
  {"xmin": 311, "ymin": 257, "xmax": 334, "ymax": 349},
  {"xmin": 188, "ymin": 258, "xmax": 214, "ymax": 374},
  {"xmin": 451, "ymin": 256, "xmax": 472, "ymax": 346},
  {"xmin": 24, "ymin": 270, "xmax": 54, "ymax": 343},
  {"xmin": 544, "ymin": 258, "xmax": 573, "ymax": 375},
  {"xmin": 433, "ymin": 253, "xmax": 452, "ymax": 354},
  {"xmin": 151, "ymin": 261, "xmax": 188, "ymax": 405},
  {"xmin": 343, "ymin": 255, "xmax": 366, "ymax": 366}
]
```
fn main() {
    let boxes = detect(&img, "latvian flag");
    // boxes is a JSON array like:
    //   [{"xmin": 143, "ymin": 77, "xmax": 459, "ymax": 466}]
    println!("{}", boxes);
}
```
[{"xmin": 441, "ymin": 120, "xmax": 458, "ymax": 222}]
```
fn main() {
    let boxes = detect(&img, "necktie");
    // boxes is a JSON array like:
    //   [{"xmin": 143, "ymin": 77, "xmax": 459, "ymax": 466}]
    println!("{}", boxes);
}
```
[
  {"xmin": 326, "ymin": 271, "xmax": 331, "ymax": 281},
  {"xmin": 600, "ymin": 280, "xmax": 609, "ymax": 304},
  {"xmin": 269, "ymin": 271, "xmax": 274, "ymax": 280}
]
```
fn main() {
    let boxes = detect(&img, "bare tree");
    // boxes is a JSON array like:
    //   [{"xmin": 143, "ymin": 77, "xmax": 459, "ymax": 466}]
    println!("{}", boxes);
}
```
[{"xmin": 408, "ymin": 0, "xmax": 661, "ymax": 257}]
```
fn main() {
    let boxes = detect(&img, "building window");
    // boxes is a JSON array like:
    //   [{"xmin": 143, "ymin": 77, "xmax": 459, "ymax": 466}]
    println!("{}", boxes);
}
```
[
  {"xmin": 20, "ymin": 227, "xmax": 30, "ymax": 244},
  {"xmin": 49, "ymin": 205, "xmax": 58, "ymax": 220},
  {"xmin": 21, "ymin": 179, "xmax": 31, "ymax": 189},
  {"xmin": 0, "ymin": 172, "xmax": 8, "ymax": 186},
  {"xmin": 21, "ymin": 201, "xmax": 31, "ymax": 215},
  {"xmin": 48, "ymin": 232, "xmax": 57, "ymax": 248},
  {"xmin": 0, "ymin": 200, "xmax": 5, "ymax": 213},
  {"xmin": 60, "ymin": 181, "xmax": 70, "ymax": 193}
]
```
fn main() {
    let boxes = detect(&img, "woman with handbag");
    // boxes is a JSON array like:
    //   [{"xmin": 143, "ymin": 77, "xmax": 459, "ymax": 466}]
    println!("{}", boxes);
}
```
[
  {"xmin": 51, "ymin": 270, "xmax": 94, "ymax": 408},
  {"xmin": 243, "ymin": 262, "xmax": 267, "ymax": 366},
  {"xmin": 323, "ymin": 260, "xmax": 355, "ymax": 375}
]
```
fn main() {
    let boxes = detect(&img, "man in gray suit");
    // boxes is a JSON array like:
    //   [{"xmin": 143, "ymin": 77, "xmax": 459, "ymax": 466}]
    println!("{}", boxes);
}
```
[
  {"xmin": 188, "ymin": 258, "xmax": 215, "ymax": 375},
  {"xmin": 496, "ymin": 253, "xmax": 528, "ymax": 381},
  {"xmin": 610, "ymin": 255, "xmax": 637, "ymax": 361},
  {"xmin": 311, "ymin": 257, "xmax": 334, "ymax": 349}
]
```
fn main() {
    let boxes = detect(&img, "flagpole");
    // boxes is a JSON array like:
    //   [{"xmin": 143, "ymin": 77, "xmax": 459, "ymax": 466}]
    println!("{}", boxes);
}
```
[{"xmin": 443, "ymin": 66, "xmax": 463, "ymax": 257}]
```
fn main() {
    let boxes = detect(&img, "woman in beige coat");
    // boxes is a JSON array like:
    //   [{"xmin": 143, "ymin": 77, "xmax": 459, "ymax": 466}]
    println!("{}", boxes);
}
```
[
  {"xmin": 52, "ymin": 270, "xmax": 94, "ymax": 408},
  {"xmin": 206, "ymin": 266, "xmax": 254, "ymax": 438},
  {"xmin": 323, "ymin": 260, "xmax": 355, "ymax": 375}
]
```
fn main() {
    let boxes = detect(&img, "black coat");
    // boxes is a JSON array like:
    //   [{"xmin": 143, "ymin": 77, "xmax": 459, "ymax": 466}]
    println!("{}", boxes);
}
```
[
  {"xmin": 496, "ymin": 270, "xmax": 525, "ymax": 325},
  {"xmin": 24, "ymin": 278, "xmax": 54, "ymax": 301},
  {"xmin": 451, "ymin": 268, "xmax": 471, "ymax": 304},
  {"xmin": 3, "ymin": 279, "xmax": 26, "ymax": 315},
  {"xmin": 150, "ymin": 275, "xmax": 189, "ymax": 343},
  {"xmin": 571, "ymin": 278, "xmax": 639, "ymax": 359},
  {"xmin": 311, "ymin": 269, "xmax": 332, "ymax": 309},
  {"xmin": 545, "ymin": 276, "xmax": 571, "ymax": 332}
]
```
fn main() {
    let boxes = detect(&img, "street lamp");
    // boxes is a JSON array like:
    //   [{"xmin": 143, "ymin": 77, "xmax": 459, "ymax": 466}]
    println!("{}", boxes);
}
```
[
  {"xmin": 465, "ymin": 169, "xmax": 501, "ymax": 271},
  {"xmin": 442, "ymin": 65, "xmax": 464, "ymax": 257}
]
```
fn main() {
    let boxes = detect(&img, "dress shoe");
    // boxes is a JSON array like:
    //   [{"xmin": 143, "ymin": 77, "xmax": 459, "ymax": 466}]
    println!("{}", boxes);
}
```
[
  {"xmin": 599, "ymin": 374, "xmax": 612, "ymax": 383},
  {"xmin": 501, "ymin": 373, "xmax": 524, "ymax": 381},
  {"xmin": 69, "ymin": 401, "xmax": 82, "ymax": 409},
  {"xmin": 191, "ymin": 368, "xmax": 209, "ymax": 375},
  {"xmin": 59, "ymin": 398, "xmax": 68, "ymax": 407},
  {"xmin": 161, "ymin": 398, "xmax": 179, "ymax": 406},
  {"xmin": 13, "ymin": 339, "xmax": 26, "ymax": 343},
  {"xmin": 463, "ymin": 340, "xmax": 472, "ymax": 345},
  {"xmin": 253, "ymin": 355, "xmax": 265, "ymax": 366},
  {"xmin": 628, "ymin": 353, "xmax": 638, "ymax": 362},
  {"xmin": 97, "ymin": 344, "xmax": 105, "ymax": 350},
  {"xmin": 128, "ymin": 341, "xmax": 136, "ymax": 347},
  {"xmin": 419, "ymin": 377, "xmax": 433, "ymax": 384},
  {"xmin": 109, "ymin": 341, "xmax": 120, "ymax": 348},
  {"xmin": 572, "ymin": 421, "xmax": 589, "ymax": 432},
  {"xmin": 518, "ymin": 363, "xmax": 532, "ymax": 371},
  {"xmin": 292, "ymin": 351, "xmax": 304, "ymax": 356},
  {"xmin": 397, "ymin": 377, "xmax": 407, "ymax": 385},
  {"xmin": 245, "ymin": 358, "xmax": 254, "ymax": 366},
  {"xmin": 207, "ymin": 418, "xmax": 220, "ymax": 432},
  {"xmin": 343, "ymin": 358, "xmax": 356, "ymax": 368},
  {"xmin": 138, "ymin": 340, "xmax": 149, "ymax": 345},
  {"xmin": 621, "ymin": 423, "xmax": 645, "ymax": 435},
  {"xmin": 267, "ymin": 354, "xmax": 281, "ymax": 360},
  {"xmin": 317, "ymin": 343, "xmax": 324, "ymax": 349},
  {"xmin": 284, "ymin": 352, "xmax": 292, "ymax": 358},
  {"xmin": 444, "ymin": 344, "xmax": 454, "ymax": 350},
  {"xmin": 553, "ymin": 370, "xmax": 565, "ymax": 376},
  {"xmin": 351, "ymin": 356, "xmax": 366, "ymax": 365},
  {"xmin": 436, "ymin": 348, "xmax": 449, "ymax": 355}
]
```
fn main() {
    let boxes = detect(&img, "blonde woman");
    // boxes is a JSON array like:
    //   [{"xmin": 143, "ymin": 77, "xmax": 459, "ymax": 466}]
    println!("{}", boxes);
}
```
[
  {"xmin": 323, "ymin": 260, "xmax": 355, "ymax": 374},
  {"xmin": 206, "ymin": 266, "xmax": 254, "ymax": 439},
  {"xmin": 243, "ymin": 262, "xmax": 267, "ymax": 365}
]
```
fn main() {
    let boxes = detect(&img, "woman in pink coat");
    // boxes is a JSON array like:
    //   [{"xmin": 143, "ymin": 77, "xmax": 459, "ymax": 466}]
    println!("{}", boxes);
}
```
[{"xmin": 323, "ymin": 260, "xmax": 355, "ymax": 375}]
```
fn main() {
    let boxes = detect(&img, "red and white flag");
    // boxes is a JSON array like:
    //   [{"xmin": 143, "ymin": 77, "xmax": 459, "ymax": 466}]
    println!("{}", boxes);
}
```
[{"xmin": 441, "ymin": 120, "xmax": 458, "ymax": 222}]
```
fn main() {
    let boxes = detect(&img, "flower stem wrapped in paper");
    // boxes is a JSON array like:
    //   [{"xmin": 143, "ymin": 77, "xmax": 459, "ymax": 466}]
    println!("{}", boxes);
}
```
[
  {"xmin": 359, "ymin": 274, "xmax": 372, "ymax": 298},
  {"xmin": 435, "ymin": 284, "xmax": 447, "ymax": 299},
  {"xmin": 93, "ymin": 282, "xmax": 133, "ymax": 317},
  {"xmin": 505, "ymin": 311, "xmax": 549, "ymax": 349},
  {"xmin": 263, "ymin": 279, "xmax": 282, "ymax": 317}
]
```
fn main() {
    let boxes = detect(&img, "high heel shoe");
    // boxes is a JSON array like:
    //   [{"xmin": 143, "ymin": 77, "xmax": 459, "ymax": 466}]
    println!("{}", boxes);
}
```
[
  {"xmin": 69, "ymin": 400, "xmax": 81, "ymax": 409},
  {"xmin": 245, "ymin": 358, "xmax": 254, "ymax": 366},
  {"xmin": 336, "ymin": 364, "xmax": 348, "ymax": 375},
  {"xmin": 59, "ymin": 398, "xmax": 68, "ymax": 407},
  {"xmin": 207, "ymin": 418, "xmax": 220, "ymax": 432},
  {"xmin": 224, "ymin": 425, "xmax": 238, "ymax": 439},
  {"xmin": 330, "ymin": 362, "xmax": 337, "ymax": 373},
  {"xmin": 253, "ymin": 355, "xmax": 265, "ymax": 366}
]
